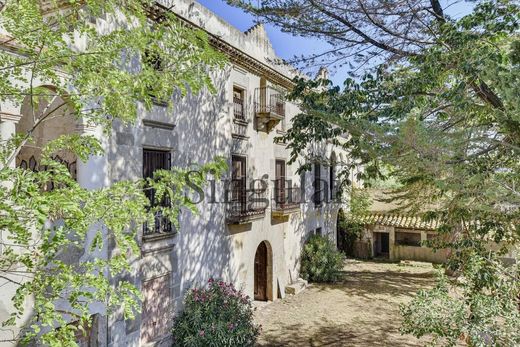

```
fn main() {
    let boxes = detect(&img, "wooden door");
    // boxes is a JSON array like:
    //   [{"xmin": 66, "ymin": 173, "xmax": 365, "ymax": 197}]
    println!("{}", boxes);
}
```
[
  {"xmin": 140, "ymin": 274, "xmax": 171, "ymax": 344},
  {"xmin": 381, "ymin": 233, "xmax": 390, "ymax": 254},
  {"xmin": 275, "ymin": 160, "xmax": 286, "ymax": 205},
  {"xmin": 254, "ymin": 242, "xmax": 268, "ymax": 301}
]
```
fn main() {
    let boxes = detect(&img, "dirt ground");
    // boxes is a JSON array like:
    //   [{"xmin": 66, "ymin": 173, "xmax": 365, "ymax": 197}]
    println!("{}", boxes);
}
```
[{"xmin": 254, "ymin": 259, "xmax": 438, "ymax": 347}]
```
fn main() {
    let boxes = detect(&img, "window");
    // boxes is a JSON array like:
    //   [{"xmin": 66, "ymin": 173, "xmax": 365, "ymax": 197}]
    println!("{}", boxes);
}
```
[
  {"xmin": 143, "ymin": 49, "xmax": 165, "ymax": 101},
  {"xmin": 143, "ymin": 149, "xmax": 172, "ymax": 234},
  {"xmin": 275, "ymin": 160, "xmax": 286, "ymax": 206},
  {"xmin": 329, "ymin": 153, "xmax": 336, "ymax": 200},
  {"xmin": 315, "ymin": 227, "xmax": 322, "ymax": 236},
  {"xmin": 233, "ymin": 87, "xmax": 245, "ymax": 121},
  {"xmin": 395, "ymin": 231, "xmax": 421, "ymax": 247},
  {"xmin": 300, "ymin": 171, "xmax": 306, "ymax": 202},
  {"xmin": 144, "ymin": 48, "xmax": 164, "ymax": 72},
  {"xmin": 18, "ymin": 154, "xmax": 77, "ymax": 191},
  {"xmin": 231, "ymin": 155, "xmax": 246, "ymax": 208},
  {"xmin": 313, "ymin": 163, "xmax": 322, "ymax": 207}
]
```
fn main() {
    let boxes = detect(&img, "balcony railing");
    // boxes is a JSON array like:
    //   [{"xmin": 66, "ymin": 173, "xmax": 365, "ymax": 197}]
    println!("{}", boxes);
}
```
[
  {"xmin": 254, "ymin": 86, "xmax": 285, "ymax": 132},
  {"xmin": 233, "ymin": 96, "xmax": 246, "ymax": 121},
  {"xmin": 272, "ymin": 183, "xmax": 301, "ymax": 217},
  {"xmin": 226, "ymin": 185, "xmax": 268, "ymax": 223},
  {"xmin": 144, "ymin": 211, "xmax": 173, "ymax": 236},
  {"xmin": 255, "ymin": 87, "xmax": 285, "ymax": 117}
]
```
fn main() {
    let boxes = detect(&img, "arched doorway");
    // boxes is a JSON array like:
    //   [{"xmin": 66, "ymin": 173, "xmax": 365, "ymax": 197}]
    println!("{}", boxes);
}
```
[{"xmin": 254, "ymin": 241, "xmax": 272, "ymax": 301}]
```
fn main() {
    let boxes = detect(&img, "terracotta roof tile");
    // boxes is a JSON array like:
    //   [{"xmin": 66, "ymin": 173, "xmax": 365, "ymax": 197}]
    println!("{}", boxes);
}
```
[{"xmin": 362, "ymin": 213, "xmax": 438, "ymax": 230}]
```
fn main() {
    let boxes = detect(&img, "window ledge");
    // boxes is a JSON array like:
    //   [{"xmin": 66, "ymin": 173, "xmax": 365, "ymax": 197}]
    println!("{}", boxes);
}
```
[
  {"xmin": 232, "ymin": 133, "xmax": 250, "ymax": 140},
  {"xmin": 143, "ymin": 232, "xmax": 177, "ymax": 243},
  {"xmin": 150, "ymin": 96, "xmax": 169, "ymax": 107},
  {"xmin": 233, "ymin": 118, "xmax": 249, "ymax": 125}
]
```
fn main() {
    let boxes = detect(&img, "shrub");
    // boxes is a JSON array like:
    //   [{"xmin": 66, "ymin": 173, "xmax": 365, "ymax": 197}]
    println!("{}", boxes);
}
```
[
  {"xmin": 337, "ymin": 209, "xmax": 364, "ymax": 256},
  {"xmin": 300, "ymin": 234, "xmax": 345, "ymax": 283},
  {"xmin": 172, "ymin": 279, "xmax": 260, "ymax": 347}
]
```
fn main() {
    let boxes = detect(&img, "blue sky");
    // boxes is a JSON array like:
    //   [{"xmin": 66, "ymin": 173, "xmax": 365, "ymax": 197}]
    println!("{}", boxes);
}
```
[
  {"xmin": 197, "ymin": 0, "xmax": 475, "ymax": 86},
  {"xmin": 197, "ymin": 0, "xmax": 340, "ymax": 83}
]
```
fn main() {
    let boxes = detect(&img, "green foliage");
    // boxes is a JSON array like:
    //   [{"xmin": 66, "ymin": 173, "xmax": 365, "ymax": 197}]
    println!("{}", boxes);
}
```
[
  {"xmin": 231, "ymin": 0, "xmax": 520, "ymax": 343},
  {"xmin": 0, "ymin": 0, "xmax": 227, "ymax": 345},
  {"xmin": 337, "ymin": 189, "xmax": 371, "ymax": 256},
  {"xmin": 171, "ymin": 279, "xmax": 260, "ymax": 347},
  {"xmin": 401, "ymin": 254, "xmax": 520, "ymax": 347},
  {"xmin": 0, "ymin": 0, "xmax": 226, "ymax": 132},
  {"xmin": 300, "ymin": 235, "xmax": 345, "ymax": 283},
  {"xmin": 349, "ymin": 188, "xmax": 371, "ymax": 219}
]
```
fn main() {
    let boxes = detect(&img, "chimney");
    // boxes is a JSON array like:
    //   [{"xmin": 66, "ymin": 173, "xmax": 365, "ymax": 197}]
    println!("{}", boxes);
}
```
[{"xmin": 316, "ymin": 67, "xmax": 329, "ymax": 80}]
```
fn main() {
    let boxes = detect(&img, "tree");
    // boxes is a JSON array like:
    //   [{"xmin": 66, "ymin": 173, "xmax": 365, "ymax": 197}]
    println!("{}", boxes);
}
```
[
  {"xmin": 230, "ymin": 0, "xmax": 520, "ymax": 345},
  {"xmin": 337, "ymin": 188, "xmax": 371, "ymax": 256},
  {"xmin": 0, "ymin": 1, "xmax": 226, "ymax": 345},
  {"xmin": 228, "ymin": 0, "xmax": 460, "ymax": 74}
]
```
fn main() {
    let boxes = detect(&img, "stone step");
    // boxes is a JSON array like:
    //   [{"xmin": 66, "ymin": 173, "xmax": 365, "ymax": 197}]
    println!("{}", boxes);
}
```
[{"xmin": 285, "ymin": 278, "xmax": 308, "ymax": 296}]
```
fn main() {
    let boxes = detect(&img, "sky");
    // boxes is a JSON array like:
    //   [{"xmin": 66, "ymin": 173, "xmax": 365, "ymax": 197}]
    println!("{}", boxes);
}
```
[
  {"xmin": 197, "ymin": 0, "xmax": 475, "ymax": 87},
  {"xmin": 196, "ymin": 0, "xmax": 342, "ymax": 84}
]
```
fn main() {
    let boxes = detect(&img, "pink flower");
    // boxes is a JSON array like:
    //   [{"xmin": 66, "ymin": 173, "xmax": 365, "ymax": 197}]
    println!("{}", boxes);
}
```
[{"xmin": 199, "ymin": 330, "xmax": 205, "ymax": 337}]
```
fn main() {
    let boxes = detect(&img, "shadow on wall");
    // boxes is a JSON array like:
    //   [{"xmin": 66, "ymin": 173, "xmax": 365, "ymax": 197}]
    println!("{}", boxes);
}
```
[
  {"xmin": 169, "ymin": 67, "xmax": 253, "ymax": 305},
  {"xmin": 285, "ymin": 173, "xmax": 342, "ymax": 284},
  {"xmin": 0, "ymin": 86, "xmax": 89, "ymax": 343},
  {"xmin": 104, "ymin": 67, "xmax": 247, "ymax": 342}
]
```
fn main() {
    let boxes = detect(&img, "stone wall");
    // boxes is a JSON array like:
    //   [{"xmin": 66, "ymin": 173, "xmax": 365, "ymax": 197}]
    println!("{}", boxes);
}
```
[{"xmin": 364, "ymin": 225, "xmax": 449, "ymax": 263}]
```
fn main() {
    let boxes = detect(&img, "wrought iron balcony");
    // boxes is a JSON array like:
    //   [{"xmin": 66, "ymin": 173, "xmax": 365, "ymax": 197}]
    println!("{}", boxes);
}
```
[
  {"xmin": 254, "ymin": 86, "xmax": 285, "ymax": 132},
  {"xmin": 143, "ymin": 211, "xmax": 173, "ymax": 236},
  {"xmin": 272, "ymin": 183, "xmax": 301, "ymax": 218},
  {"xmin": 226, "ymin": 186, "xmax": 268, "ymax": 224}
]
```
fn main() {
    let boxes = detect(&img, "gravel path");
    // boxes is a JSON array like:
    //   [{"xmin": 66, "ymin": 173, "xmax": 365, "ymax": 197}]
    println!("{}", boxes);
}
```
[{"xmin": 255, "ymin": 259, "xmax": 437, "ymax": 347}]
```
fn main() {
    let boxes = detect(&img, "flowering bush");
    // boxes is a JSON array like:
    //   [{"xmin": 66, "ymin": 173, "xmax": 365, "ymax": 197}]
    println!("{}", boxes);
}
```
[
  {"xmin": 171, "ymin": 279, "xmax": 260, "ymax": 347},
  {"xmin": 300, "ymin": 234, "xmax": 345, "ymax": 283}
]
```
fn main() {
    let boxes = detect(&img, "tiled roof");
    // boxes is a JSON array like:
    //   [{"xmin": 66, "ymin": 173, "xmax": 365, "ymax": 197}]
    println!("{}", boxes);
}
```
[{"xmin": 362, "ymin": 213, "xmax": 439, "ymax": 230}]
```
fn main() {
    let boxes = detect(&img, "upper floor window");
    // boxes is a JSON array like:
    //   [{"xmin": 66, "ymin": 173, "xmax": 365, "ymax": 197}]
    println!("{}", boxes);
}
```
[
  {"xmin": 274, "ymin": 159, "xmax": 286, "ymax": 205},
  {"xmin": 330, "ymin": 153, "xmax": 336, "ymax": 199},
  {"xmin": 230, "ymin": 155, "xmax": 247, "ymax": 204},
  {"xmin": 143, "ymin": 148, "xmax": 172, "ymax": 235},
  {"xmin": 143, "ymin": 49, "xmax": 166, "ymax": 103},
  {"xmin": 144, "ymin": 49, "xmax": 163, "ymax": 72},
  {"xmin": 233, "ymin": 87, "xmax": 246, "ymax": 121},
  {"xmin": 16, "ymin": 88, "xmax": 78, "ymax": 190},
  {"xmin": 313, "ymin": 163, "xmax": 323, "ymax": 207}
]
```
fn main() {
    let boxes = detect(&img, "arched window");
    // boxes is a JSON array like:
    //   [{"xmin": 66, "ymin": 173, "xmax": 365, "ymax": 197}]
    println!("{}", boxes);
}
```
[{"xmin": 16, "ymin": 86, "xmax": 78, "ymax": 186}]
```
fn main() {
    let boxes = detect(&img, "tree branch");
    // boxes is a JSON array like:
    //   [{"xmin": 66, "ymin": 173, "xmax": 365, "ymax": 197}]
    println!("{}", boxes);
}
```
[{"xmin": 308, "ymin": 0, "xmax": 420, "ymax": 58}]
